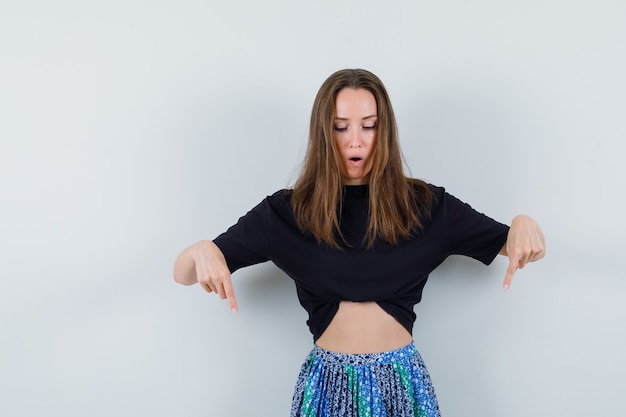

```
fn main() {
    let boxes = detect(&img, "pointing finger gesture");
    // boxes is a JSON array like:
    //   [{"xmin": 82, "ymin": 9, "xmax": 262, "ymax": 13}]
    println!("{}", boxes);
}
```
[
  {"xmin": 194, "ymin": 240, "xmax": 239, "ymax": 313},
  {"xmin": 502, "ymin": 215, "xmax": 545, "ymax": 290}
]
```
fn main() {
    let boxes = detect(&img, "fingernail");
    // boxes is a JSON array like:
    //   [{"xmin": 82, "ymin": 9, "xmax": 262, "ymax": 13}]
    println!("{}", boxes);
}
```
[
  {"xmin": 231, "ymin": 307, "xmax": 238, "ymax": 314},
  {"xmin": 503, "ymin": 283, "xmax": 510, "ymax": 291}
]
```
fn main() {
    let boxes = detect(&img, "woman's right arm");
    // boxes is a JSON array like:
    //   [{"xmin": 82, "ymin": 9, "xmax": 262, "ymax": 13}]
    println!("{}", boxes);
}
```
[{"xmin": 173, "ymin": 240, "xmax": 238, "ymax": 312}]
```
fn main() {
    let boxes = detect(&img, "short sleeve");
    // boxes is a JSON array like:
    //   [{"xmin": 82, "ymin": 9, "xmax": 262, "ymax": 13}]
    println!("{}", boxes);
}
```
[
  {"xmin": 212, "ymin": 199, "xmax": 273, "ymax": 273},
  {"xmin": 441, "ymin": 191, "xmax": 509, "ymax": 265}
]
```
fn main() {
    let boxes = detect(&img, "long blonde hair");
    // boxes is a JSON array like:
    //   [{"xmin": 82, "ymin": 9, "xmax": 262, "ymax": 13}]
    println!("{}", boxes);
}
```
[{"xmin": 291, "ymin": 69, "xmax": 432, "ymax": 248}]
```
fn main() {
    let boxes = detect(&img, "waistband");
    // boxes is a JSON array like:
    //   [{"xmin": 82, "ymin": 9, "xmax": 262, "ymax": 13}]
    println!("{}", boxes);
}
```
[{"xmin": 309, "ymin": 342, "xmax": 417, "ymax": 366}]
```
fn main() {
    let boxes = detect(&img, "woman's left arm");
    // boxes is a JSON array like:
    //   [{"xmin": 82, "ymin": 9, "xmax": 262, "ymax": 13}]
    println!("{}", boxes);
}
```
[{"xmin": 499, "ymin": 215, "xmax": 546, "ymax": 290}]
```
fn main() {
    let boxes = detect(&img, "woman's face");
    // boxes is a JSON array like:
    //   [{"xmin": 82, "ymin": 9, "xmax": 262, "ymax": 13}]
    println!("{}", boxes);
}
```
[{"xmin": 333, "ymin": 88, "xmax": 377, "ymax": 185}]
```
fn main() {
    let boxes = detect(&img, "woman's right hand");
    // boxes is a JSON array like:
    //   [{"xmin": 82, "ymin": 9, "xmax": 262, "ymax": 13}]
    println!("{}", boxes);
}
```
[{"xmin": 174, "ymin": 240, "xmax": 238, "ymax": 313}]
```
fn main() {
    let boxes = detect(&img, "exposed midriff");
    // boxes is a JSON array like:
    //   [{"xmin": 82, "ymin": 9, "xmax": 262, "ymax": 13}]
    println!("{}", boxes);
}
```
[{"xmin": 315, "ymin": 301, "xmax": 413, "ymax": 354}]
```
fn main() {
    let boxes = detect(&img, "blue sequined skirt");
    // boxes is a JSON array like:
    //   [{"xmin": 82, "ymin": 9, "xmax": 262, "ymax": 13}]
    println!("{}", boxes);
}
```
[{"xmin": 291, "ymin": 343, "xmax": 441, "ymax": 417}]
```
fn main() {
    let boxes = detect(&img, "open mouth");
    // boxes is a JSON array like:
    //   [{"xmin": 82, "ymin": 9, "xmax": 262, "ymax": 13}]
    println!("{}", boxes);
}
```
[{"xmin": 348, "ymin": 157, "xmax": 363, "ymax": 166}]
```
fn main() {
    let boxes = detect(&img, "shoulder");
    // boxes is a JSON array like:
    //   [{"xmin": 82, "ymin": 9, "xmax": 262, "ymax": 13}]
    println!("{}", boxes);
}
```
[
  {"xmin": 425, "ymin": 183, "xmax": 445, "ymax": 199},
  {"xmin": 406, "ymin": 178, "xmax": 445, "ymax": 206},
  {"xmin": 421, "ymin": 183, "xmax": 466, "ymax": 212},
  {"xmin": 266, "ymin": 188, "xmax": 292, "ymax": 207},
  {"xmin": 406, "ymin": 180, "xmax": 477, "ymax": 221},
  {"xmin": 406, "ymin": 177, "xmax": 442, "ymax": 194},
  {"xmin": 251, "ymin": 189, "xmax": 296, "ymax": 221}
]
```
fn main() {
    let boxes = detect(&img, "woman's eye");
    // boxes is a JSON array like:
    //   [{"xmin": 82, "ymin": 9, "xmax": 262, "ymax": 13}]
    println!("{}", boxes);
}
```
[
  {"xmin": 363, "ymin": 124, "xmax": 376, "ymax": 130},
  {"xmin": 334, "ymin": 126, "xmax": 347, "ymax": 132}
]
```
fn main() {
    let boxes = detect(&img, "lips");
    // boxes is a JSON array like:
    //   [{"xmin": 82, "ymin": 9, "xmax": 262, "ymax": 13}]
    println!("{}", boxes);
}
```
[{"xmin": 348, "ymin": 156, "xmax": 363, "ymax": 166}]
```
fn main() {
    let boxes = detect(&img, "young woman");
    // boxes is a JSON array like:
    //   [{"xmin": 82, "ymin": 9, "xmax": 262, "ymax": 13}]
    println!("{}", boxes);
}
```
[{"xmin": 173, "ymin": 69, "xmax": 545, "ymax": 417}]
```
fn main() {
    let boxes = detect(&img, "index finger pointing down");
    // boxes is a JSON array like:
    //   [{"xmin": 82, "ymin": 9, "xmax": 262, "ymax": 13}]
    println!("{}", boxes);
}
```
[
  {"xmin": 223, "ymin": 279, "xmax": 238, "ymax": 313},
  {"xmin": 503, "ymin": 257, "xmax": 518, "ymax": 290}
]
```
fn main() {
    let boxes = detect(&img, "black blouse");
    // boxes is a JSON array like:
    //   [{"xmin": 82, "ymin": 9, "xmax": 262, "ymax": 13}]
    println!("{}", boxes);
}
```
[{"xmin": 213, "ymin": 184, "xmax": 509, "ymax": 341}]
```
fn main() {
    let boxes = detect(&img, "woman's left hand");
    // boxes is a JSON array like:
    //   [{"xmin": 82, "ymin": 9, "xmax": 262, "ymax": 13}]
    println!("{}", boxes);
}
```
[{"xmin": 501, "ymin": 215, "xmax": 546, "ymax": 290}]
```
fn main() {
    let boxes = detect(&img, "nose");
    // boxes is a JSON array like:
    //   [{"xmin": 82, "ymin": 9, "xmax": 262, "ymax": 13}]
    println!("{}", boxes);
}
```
[{"xmin": 349, "ymin": 128, "xmax": 362, "ymax": 148}]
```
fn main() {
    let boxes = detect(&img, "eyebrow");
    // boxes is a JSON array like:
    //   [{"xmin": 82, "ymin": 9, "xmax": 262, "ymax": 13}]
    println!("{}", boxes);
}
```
[{"xmin": 334, "ymin": 115, "xmax": 378, "ymax": 121}]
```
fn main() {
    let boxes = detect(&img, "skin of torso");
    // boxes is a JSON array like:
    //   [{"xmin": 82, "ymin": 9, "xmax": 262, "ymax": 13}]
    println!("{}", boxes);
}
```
[{"xmin": 315, "ymin": 301, "xmax": 413, "ymax": 354}]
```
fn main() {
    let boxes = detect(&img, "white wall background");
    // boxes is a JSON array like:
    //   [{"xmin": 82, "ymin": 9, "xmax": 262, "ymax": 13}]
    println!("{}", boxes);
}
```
[{"xmin": 1, "ymin": 1, "xmax": 624, "ymax": 416}]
